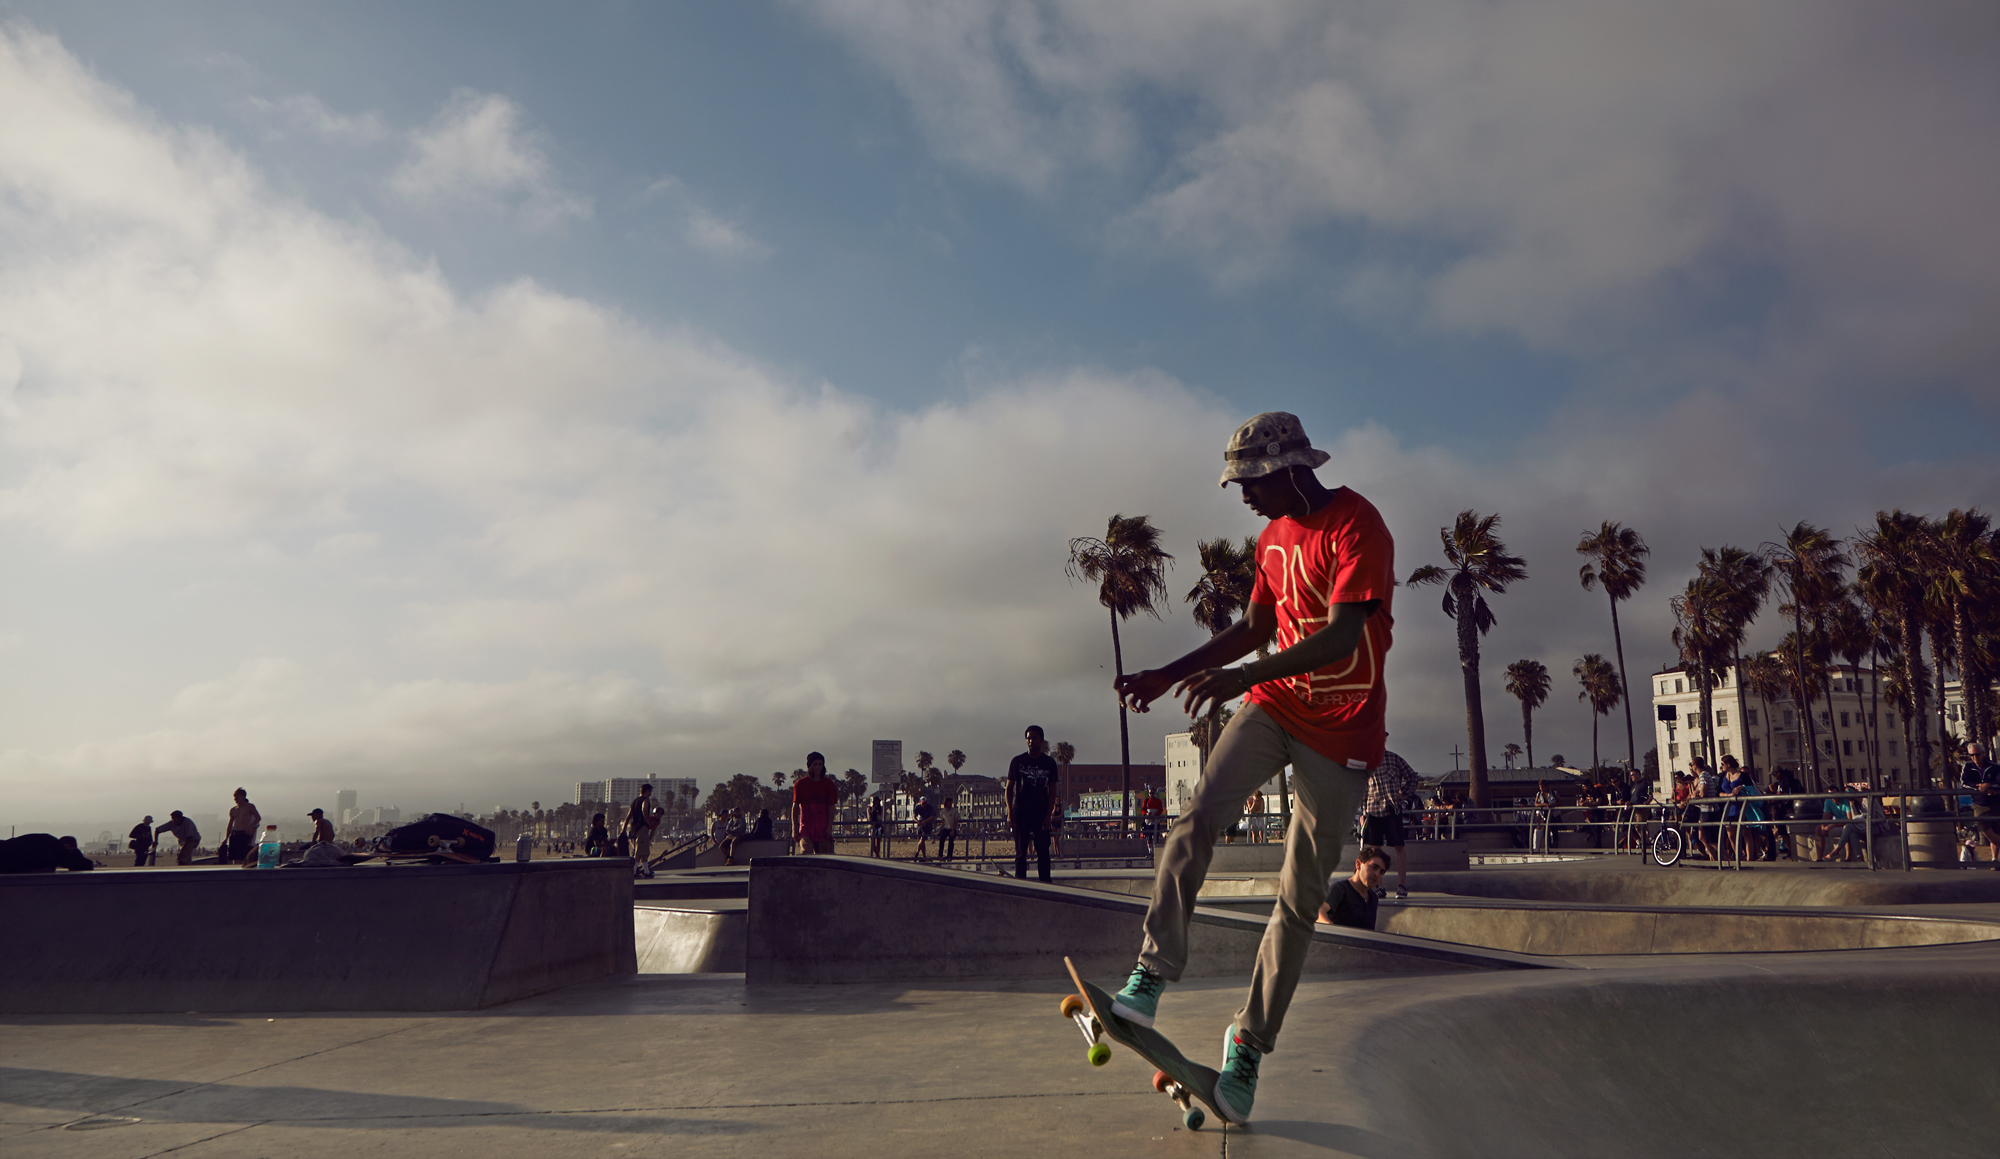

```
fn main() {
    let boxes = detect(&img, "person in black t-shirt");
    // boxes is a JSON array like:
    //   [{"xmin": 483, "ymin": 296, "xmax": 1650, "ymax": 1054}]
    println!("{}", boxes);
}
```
[
  {"xmin": 1007, "ymin": 725, "xmax": 1061, "ymax": 882},
  {"xmin": 1315, "ymin": 846, "xmax": 1389, "ymax": 931}
]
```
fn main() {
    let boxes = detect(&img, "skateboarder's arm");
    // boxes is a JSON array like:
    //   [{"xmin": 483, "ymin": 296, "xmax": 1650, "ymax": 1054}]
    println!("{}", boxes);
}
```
[
  {"xmin": 1115, "ymin": 609, "xmax": 1274, "ymax": 712},
  {"xmin": 1173, "ymin": 600, "xmax": 1379, "ymax": 718}
]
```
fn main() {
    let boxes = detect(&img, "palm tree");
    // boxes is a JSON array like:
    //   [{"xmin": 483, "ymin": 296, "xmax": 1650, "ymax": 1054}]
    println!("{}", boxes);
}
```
[
  {"xmin": 1574, "ymin": 653, "xmax": 1622, "ymax": 772},
  {"xmin": 1503, "ymin": 742, "xmax": 1523, "ymax": 770},
  {"xmin": 1185, "ymin": 535, "xmax": 1258, "ymax": 773},
  {"xmin": 1764, "ymin": 524, "xmax": 1849, "ymax": 789},
  {"xmin": 1694, "ymin": 544, "xmax": 1770, "ymax": 775},
  {"xmin": 1577, "ymin": 522, "xmax": 1650, "ymax": 772},
  {"xmin": 1828, "ymin": 596, "xmax": 1878, "ymax": 785},
  {"xmin": 1408, "ymin": 511, "xmax": 1529, "ymax": 807},
  {"xmin": 1068, "ymin": 514, "xmax": 1174, "ymax": 833},
  {"xmin": 1670, "ymin": 574, "xmax": 1733, "ymax": 769},
  {"xmin": 1925, "ymin": 509, "xmax": 1996, "ymax": 750},
  {"xmin": 1053, "ymin": 741, "xmax": 1075, "ymax": 813},
  {"xmin": 915, "ymin": 751, "xmax": 934, "ymax": 779},
  {"xmin": 1856, "ymin": 511, "xmax": 1936, "ymax": 786},
  {"xmin": 947, "ymin": 749, "xmax": 966, "ymax": 778},
  {"xmin": 1742, "ymin": 651, "xmax": 1787, "ymax": 778},
  {"xmin": 1504, "ymin": 659, "xmax": 1551, "ymax": 770}
]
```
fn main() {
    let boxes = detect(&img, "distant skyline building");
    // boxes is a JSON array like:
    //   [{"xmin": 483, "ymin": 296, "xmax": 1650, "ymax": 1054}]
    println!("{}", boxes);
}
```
[
  {"xmin": 871, "ymin": 740, "xmax": 902, "ymax": 786},
  {"xmin": 336, "ymin": 788, "xmax": 357, "ymax": 826},
  {"xmin": 573, "ymin": 781, "xmax": 604, "ymax": 807}
]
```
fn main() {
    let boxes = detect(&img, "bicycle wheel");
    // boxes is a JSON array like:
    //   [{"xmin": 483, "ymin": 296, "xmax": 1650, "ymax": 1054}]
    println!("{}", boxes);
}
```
[{"xmin": 1651, "ymin": 826, "xmax": 1683, "ymax": 867}]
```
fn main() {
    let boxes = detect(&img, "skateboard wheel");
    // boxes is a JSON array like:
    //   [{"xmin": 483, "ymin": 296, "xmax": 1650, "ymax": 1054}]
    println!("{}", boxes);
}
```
[
  {"xmin": 1087, "ymin": 1042, "xmax": 1111, "ymax": 1067},
  {"xmin": 1060, "ymin": 995, "xmax": 1084, "ymax": 1019},
  {"xmin": 1184, "ymin": 1107, "xmax": 1205, "ymax": 1131},
  {"xmin": 1152, "ymin": 1070, "xmax": 1171, "ymax": 1093}
]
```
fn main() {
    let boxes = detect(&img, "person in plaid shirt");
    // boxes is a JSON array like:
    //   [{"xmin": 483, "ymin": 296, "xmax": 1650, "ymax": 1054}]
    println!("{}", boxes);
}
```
[{"xmin": 1362, "ymin": 750, "xmax": 1421, "ymax": 898}]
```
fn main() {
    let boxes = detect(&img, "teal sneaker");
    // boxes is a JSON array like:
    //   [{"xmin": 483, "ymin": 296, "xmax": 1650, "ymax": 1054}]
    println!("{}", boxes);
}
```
[
  {"xmin": 1110, "ymin": 963, "xmax": 1165, "ymax": 1028},
  {"xmin": 1213, "ymin": 1026, "xmax": 1261, "ymax": 1125}
]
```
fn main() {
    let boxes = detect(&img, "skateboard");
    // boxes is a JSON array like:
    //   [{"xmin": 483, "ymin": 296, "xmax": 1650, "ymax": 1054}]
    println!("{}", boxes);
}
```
[{"xmin": 1060, "ymin": 957, "xmax": 1224, "ymax": 1131}]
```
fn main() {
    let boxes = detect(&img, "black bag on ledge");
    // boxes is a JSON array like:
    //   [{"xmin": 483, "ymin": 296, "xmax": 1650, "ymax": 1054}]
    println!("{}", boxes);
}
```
[{"xmin": 378, "ymin": 814, "xmax": 498, "ymax": 863}]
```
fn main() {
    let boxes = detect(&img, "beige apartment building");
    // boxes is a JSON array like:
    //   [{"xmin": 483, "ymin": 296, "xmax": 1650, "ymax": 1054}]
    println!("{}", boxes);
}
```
[{"xmin": 1650, "ymin": 658, "xmax": 1990, "ymax": 786}]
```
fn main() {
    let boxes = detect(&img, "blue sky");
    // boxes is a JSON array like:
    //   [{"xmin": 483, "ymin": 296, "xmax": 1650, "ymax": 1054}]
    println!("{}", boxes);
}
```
[{"xmin": 1, "ymin": 1, "xmax": 1996, "ymax": 831}]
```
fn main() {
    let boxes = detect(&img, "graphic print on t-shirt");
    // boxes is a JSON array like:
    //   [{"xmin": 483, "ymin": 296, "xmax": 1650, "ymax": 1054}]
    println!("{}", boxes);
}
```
[{"xmin": 1259, "ymin": 538, "xmax": 1386, "ymax": 709}]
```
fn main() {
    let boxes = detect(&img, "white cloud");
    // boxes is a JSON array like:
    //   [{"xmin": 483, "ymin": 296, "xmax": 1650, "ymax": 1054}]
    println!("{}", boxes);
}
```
[
  {"xmin": 246, "ymin": 92, "xmax": 389, "ymax": 144},
  {"xmin": 389, "ymin": 88, "xmax": 589, "ymax": 226},
  {"xmin": 643, "ymin": 175, "xmax": 771, "ymax": 262},
  {"xmin": 801, "ymin": 0, "xmax": 2000, "ymax": 388}
]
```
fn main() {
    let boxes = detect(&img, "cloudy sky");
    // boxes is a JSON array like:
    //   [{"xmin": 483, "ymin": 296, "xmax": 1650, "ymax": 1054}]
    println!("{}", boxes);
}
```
[{"xmin": 2, "ymin": 1, "xmax": 1997, "ymax": 832}]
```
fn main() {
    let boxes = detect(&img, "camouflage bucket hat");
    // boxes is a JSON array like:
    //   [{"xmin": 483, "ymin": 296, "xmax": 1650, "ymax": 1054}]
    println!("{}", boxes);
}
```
[{"xmin": 1219, "ymin": 411, "xmax": 1330, "ymax": 486}]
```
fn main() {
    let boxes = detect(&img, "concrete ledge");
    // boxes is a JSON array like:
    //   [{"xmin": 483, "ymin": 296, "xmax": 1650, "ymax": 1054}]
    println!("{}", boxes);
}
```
[
  {"xmin": 744, "ymin": 856, "xmax": 1561, "ymax": 983},
  {"xmin": 1410, "ymin": 865, "xmax": 2000, "ymax": 908},
  {"xmin": 0, "ymin": 859, "xmax": 636, "ymax": 1013},
  {"xmin": 1381, "ymin": 900, "xmax": 2000, "ymax": 955}
]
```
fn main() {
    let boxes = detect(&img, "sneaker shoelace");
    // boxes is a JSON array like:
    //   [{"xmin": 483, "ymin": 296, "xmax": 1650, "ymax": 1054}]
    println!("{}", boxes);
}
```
[
  {"xmin": 1128, "ymin": 968, "xmax": 1164, "ymax": 999},
  {"xmin": 1227, "ymin": 1038, "xmax": 1260, "ymax": 1081}
]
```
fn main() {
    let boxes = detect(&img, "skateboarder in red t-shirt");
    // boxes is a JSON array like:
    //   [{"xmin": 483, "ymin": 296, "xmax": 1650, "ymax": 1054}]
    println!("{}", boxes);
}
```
[{"xmin": 1108, "ymin": 412, "xmax": 1395, "ymax": 1126}]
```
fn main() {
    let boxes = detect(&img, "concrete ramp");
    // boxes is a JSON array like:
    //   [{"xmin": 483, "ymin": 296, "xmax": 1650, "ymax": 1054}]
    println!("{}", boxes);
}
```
[
  {"xmin": 744, "ymin": 856, "xmax": 1558, "ymax": 983},
  {"xmin": 0, "ymin": 860, "xmax": 636, "ymax": 1014},
  {"xmin": 1338, "ymin": 962, "xmax": 2000, "ymax": 1157},
  {"xmin": 634, "ymin": 902, "xmax": 746, "ymax": 972},
  {"xmin": 1383, "ymin": 900, "xmax": 2000, "ymax": 955},
  {"xmin": 1412, "ymin": 864, "xmax": 2000, "ymax": 907}
]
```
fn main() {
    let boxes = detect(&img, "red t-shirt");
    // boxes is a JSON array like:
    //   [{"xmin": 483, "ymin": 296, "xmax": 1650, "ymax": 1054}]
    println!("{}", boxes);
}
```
[
  {"xmin": 792, "ymin": 775, "xmax": 839, "ymax": 840},
  {"xmin": 1245, "ymin": 487, "xmax": 1396, "ymax": 769}
]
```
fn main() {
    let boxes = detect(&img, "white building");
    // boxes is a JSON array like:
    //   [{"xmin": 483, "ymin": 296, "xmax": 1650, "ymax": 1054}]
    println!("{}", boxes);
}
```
[
  {"xmin": 336, "ymin": 789, "xmax": 358, "ymax": 826},
  {"xmin": 1162, "ymin": 730, "xmax": 1285, "ymax": 816},
  {"xmin": 1649, "ymin": 658, "xmax": 1919, "ymax": 786}
]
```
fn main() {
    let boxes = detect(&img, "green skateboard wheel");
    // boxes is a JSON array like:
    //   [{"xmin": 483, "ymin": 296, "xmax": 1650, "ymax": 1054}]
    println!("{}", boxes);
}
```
[
  {"xmin": 1183, "ymin": 1107, "xmax": 1205, "ymax": 1130},
  {"xmin": 1087, "ymin": 1042, "xmax": 1111, "ymax": 1066}
]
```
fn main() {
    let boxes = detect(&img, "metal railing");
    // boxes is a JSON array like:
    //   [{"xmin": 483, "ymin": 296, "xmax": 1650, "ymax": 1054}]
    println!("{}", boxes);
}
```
[{"xmin": 1416, "ymin": 788, "xmax": 1977, "ymax": 873}]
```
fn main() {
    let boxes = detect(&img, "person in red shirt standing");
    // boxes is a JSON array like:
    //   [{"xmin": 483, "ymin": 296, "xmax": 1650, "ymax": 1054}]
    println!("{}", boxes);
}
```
[
  {"xmin": 792, "ymin": 752, "xmax": 839, "ymax": 855},
  {"xmin": 1108, "ymin": 411, "xmax": 1395, "ymax": 1126}
]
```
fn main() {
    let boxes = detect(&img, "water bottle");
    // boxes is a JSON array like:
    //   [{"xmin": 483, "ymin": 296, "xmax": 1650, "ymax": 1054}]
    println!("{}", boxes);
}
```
[
  {"xmin": 257, "ymin": 824, "xmax": 282, "ymax": 868},
  {"xmin": 516, "ymin": 833, "xmax": 532, "ymax": 863}
]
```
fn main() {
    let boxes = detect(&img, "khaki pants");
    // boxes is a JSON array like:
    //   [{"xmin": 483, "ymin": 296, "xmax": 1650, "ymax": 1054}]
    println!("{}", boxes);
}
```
[
  {"xmin": 632, "ymin": 830, "xmax": 653, "ymax": 863},
  {"xmin": 1138, "ymin": 702, "xmax": 1367, "ymax": 1055}
]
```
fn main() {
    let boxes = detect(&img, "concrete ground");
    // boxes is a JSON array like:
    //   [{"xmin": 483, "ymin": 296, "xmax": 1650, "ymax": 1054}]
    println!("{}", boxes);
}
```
[{"xmin": 10, "ymin": 858, "xmax": 2000, "ymax": 1158}]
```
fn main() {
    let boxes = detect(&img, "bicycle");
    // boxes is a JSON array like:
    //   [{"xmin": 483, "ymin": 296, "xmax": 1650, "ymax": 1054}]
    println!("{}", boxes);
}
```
[{"xmin": 1650, "ymin": 804, "xmax": 1686, "ymax": 867}]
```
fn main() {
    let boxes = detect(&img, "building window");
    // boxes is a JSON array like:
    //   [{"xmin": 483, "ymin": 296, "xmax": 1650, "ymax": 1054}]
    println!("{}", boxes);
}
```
[
  {"xmin": 1668, "ymin": 743, "xmax": 1679, "ymax": 758},
  {"xmin": 1784, "ymin": 710, "xmax": 1795, "ymax": 728},
  {"xmin": 1749, "ymin": 738, "xmax": 1762, "ymax": 755},
  {"xmin": 1821, "ymin": 740, "xmax": 1833, "ymax": 756},
  {"xmin": 1818, "ymin": 711, "xmax": 1830, "ymax": 727},
  {"xmin": 1675, "ymin": 679, "xmax": 1684, "ymax": 694},
  {"xmin": 1839, "ymin": 711, "xmax": 1849, "ymax": 727},
  {"xmin": 1660, "ymin": 680, "xmax": 1668, "ymax": 694},
  {"xmin": 1716, "ymin": 710, "xmax": 1729, "ymax": 727},
  {"xmin": 1719, "ymin": 739, "xmax": 1731, "ymax": 756},
  {"xmin": 1787, "ymin": 739, "xmax": 1798, "ymax": 755},
  {"xmin": 1747, "ymin": 709, "xmax": 1759, "ymax": 727},
  {"xmin": 1889, "ymin": 741, "xmax": 1898, "ymax": 756},
  {"xmin": 1887, "ymin": 713, "xmax": 1897, "ymax": 728},
  {"xmin": 1843, "ymin": 739, "xmax": 1853, "ymax": 756}
]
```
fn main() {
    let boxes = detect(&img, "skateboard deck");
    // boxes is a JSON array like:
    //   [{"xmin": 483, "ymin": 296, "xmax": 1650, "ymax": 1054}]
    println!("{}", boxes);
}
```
[{"xmin": 1061, "ymin": 957, "xmax": 1225, "ymax": 1130}]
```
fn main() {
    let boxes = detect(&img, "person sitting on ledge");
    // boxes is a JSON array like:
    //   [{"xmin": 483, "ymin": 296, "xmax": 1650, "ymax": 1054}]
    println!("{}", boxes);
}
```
[{"xmin": 0, "ymin": 833, "xmax": 98, "ymax": 873}]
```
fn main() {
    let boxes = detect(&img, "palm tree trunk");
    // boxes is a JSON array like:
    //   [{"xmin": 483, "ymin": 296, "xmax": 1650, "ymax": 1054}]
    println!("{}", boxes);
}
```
[
  {"xmin": 1111, "ymin": 608, "xmax": 1132, "ymax": 836},
  {"xmin": 1904, "ymin": 608, "xmax": 1932, "ymax": 787},
  {"xmin": 1458, "ymin": 601, "xmax": 1490, "ymax": 808},
  {"xmin": 1932, "ymin": 622, "xmax": 1951, "ymax": 783},
  {"xmin": 1868, "ymin": 644, "xmax": 1882, "ymax": 787},
  {"xmin": 1591, "ymin": 709, "xmax": 1600, "ymax": 772},
  {"xmin": 1822, "ymin": 654, "xmax": 1847, "ymax": 789},
  {"xmin": 1610, "ymin": 595, "xmax": 1636, "ymax": 770},
  {"xmin": 1793, "ymin": 602, "xmax": 1821, "ymax": 789},
  {"xmin": 1522, "ymin": 701, "xmax": 1535, "ymax": 770},
  {"xmin": 1951, "ymin": 596, "xmax": 1977, "ymax": 752}
]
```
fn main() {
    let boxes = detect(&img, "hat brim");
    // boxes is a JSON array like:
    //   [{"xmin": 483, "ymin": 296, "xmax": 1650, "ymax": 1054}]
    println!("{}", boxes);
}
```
[{"xmin": 1219, "ymin": 446, "xmax": 1331, "ymax": 486}]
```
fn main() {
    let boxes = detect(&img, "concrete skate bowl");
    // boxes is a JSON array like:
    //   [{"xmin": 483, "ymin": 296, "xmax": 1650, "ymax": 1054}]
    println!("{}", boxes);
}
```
[
  {"xmin": 1405, "ymin": 864, "xmax": 2000, "ymax": 908},
  {"xmin": 1343, "ymin": 966, "xmax": 2000, "ymax": 1158},
  {"xmin": 1379, "ymin": 901, "xmax": 2000, "ymax": 957}
]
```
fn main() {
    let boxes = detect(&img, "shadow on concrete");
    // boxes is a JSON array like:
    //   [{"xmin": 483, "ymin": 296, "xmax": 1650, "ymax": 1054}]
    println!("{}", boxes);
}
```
[{"xmin": 0, "ymin": 1066, "xmax": 760, "ymax": 1136}]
